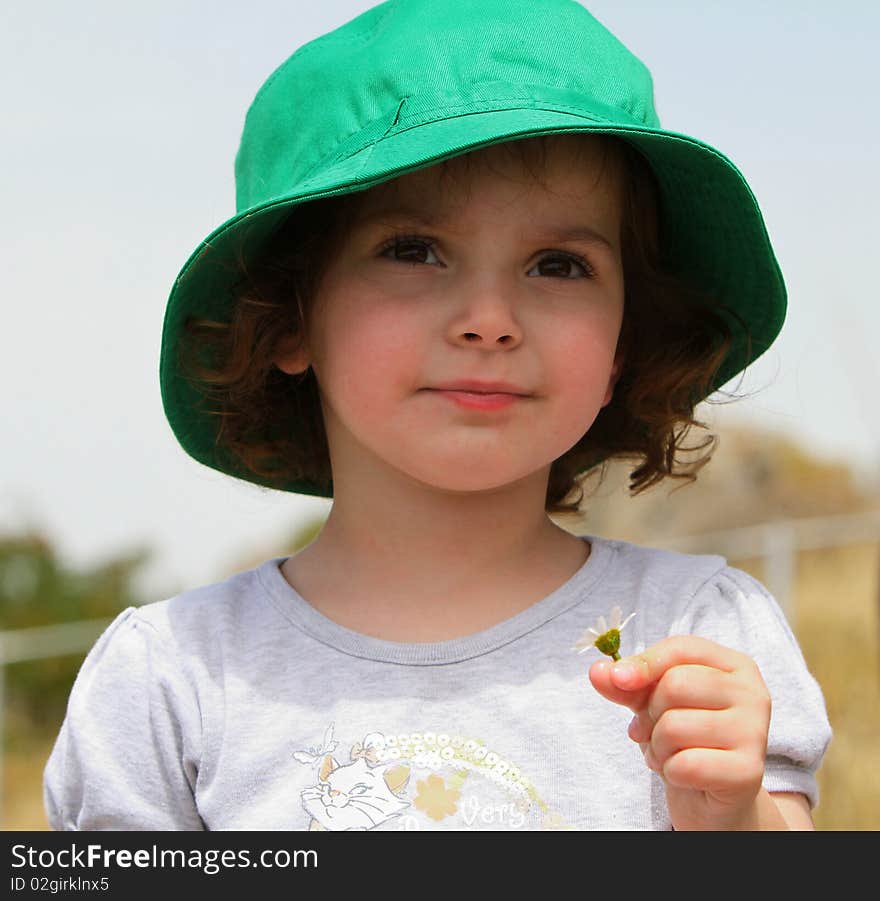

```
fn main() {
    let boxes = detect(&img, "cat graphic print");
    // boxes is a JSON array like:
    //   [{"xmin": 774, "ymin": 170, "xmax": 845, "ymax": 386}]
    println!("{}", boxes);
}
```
[{"xmin": 293, "ymin": 724, "xmax": 572, "ymax": 831}]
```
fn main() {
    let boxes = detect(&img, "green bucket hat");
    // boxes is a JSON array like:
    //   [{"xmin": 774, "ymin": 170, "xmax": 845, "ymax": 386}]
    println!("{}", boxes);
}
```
[{"xmin": 160, "ymin": 0, "xmax": 786, "ymax": 498}]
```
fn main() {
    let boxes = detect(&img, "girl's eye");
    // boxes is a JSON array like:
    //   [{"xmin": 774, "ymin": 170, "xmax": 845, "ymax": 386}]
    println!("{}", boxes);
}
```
[
  {"xmin": 532, "ymin": 254, "xmax": 596, "ymax": 280},
  {"xmin": 378, "ymin": 234, "xmax": 595, "ymax": 279},
  {"xmin": 379, "ymin": 235, "xmax": 440, "ymax": 267}
]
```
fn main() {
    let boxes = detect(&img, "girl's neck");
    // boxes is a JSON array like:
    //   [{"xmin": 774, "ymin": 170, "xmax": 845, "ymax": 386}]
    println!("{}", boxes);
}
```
[{"xmin": 279, "ymin": 492, "xmax": 590, "ymax": 642}]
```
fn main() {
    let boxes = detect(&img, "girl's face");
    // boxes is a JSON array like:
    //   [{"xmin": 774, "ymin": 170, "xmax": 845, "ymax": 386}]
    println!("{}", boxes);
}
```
[{"xmin": 275, "ymin": 136, "xmax": 625, "ymax": 496}]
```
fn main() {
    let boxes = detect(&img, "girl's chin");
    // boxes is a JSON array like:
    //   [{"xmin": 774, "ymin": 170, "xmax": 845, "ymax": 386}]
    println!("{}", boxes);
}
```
[{"xmin": 403, "ymin": 468, "xmax": 544, "ymax": 495}]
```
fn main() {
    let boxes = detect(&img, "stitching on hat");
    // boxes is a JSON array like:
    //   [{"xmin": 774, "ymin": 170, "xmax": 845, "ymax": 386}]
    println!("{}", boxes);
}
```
[
  {"xmin": 388, "ymin": 96, "xmax": 407, "ymax": 130},
  {"xmin": 347, "ymin": 96, "xmax": 407, "ymax": 180},
  {"xmin": 317, "ymin": 99, "xmax": 610, "ymax": 175},
  {"xmin": 297, "ymin": 96, "xmax": 408, "ymax": 184},
  {"xmin": 391, "ymin": 98, "xmax": 606, "ymax": 130},
  {"xmin": 297, "ymin": 83, "xmax": 640, "ymax": 183}
]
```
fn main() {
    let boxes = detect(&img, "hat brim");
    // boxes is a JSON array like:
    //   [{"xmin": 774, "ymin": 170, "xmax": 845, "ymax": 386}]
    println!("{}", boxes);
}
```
[{"xmin": 161, "ymin": 105, "xmax": 786, "ymax": 497}]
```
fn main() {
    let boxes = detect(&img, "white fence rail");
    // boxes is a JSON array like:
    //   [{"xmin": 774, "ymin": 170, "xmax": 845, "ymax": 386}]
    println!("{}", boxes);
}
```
[
  {"xmin": 650, "ymin": 509, "xmax": 880, "ymax": 618},
  {"xmin": 2, "ymin": 509, "xmax": 879, "ymax": 827}
]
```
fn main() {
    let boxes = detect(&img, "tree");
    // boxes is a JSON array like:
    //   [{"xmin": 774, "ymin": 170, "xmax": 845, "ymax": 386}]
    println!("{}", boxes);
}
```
[{"xmin": 0, "ymin": 530, "xmax": 151, "ymax": 747}]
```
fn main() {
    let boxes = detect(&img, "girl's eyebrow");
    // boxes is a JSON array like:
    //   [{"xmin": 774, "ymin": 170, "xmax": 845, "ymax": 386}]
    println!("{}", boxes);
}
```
[{"xmin": 358, "ymin": 206, "xmax": 615, "ymax": 251}]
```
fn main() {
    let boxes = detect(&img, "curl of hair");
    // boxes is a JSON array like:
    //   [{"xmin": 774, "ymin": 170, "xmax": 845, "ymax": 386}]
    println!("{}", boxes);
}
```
[{"xmin": 179, "ymin": 134, "xmax": 749, "ymax": 514}]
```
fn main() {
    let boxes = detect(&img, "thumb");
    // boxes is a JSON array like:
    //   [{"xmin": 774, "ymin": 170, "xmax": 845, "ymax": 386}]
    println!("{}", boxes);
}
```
[{"xmin": 588, "ymin": 659, "xmax": 653, "ymax": 713}]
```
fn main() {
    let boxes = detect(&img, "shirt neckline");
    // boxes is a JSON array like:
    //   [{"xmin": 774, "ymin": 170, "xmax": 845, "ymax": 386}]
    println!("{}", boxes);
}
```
[{"xmin": 256, "ymin": 533, "xmax": 615, "ymax": 665}]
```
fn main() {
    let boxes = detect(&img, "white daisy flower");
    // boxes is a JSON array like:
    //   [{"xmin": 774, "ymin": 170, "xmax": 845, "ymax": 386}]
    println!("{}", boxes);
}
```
[{"xmin": 572, "ymin": 605, "xmax": 636, "ymax": 661}]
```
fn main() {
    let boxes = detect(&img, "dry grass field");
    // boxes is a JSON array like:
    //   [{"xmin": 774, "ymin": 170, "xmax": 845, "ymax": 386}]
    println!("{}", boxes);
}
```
[
  {"xmin": 752, "ymin": 542, "xmax": 880, "ymax": 830},
  {"xmin": 4, "ymin": 540, "xmax": 877, "ymax": 831}
]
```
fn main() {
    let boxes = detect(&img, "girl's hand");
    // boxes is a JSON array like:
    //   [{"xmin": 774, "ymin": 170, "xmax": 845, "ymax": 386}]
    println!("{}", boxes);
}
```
[{"xmin": 589, "ymin": 635, "xmax": 773, "ymax": 830}]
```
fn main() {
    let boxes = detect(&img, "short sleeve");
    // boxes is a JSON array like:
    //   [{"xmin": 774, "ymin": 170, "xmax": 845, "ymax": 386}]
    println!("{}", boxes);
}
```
[
  {"xmin": 43, "ymin": 608, "xmax": 206, "ymax": 830},
  {"xmin": 672, "ymin": 566, "xmax": 832, "ymax": 809}
]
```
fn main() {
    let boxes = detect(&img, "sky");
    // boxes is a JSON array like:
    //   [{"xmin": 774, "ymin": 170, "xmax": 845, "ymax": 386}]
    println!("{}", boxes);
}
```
[{"xmin": 3, "ymin": 0, "xmax": 879, "ymax": 601}]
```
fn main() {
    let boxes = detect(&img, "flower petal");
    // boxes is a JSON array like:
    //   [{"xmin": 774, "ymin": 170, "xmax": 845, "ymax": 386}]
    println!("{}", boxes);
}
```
[
  {"xmin": 572, "ymin": 630, "xmax": 595, "ymax": 650},
  {"xmin": 609, "ymin": 606, "xmax": 622, "ymax": 629},
  {"xmin": 597, "ymin": 616, "xmax": 607, "ymax": 634},
  {"xmin": 619, "ymin": 612, "xmax": 636, "ymax": 631}
]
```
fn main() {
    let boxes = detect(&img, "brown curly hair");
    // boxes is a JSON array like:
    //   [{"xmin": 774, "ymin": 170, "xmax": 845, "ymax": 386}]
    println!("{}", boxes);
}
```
[{"xmin": 179, "ymin": 133, "xmax": 750, "ymax": 515}]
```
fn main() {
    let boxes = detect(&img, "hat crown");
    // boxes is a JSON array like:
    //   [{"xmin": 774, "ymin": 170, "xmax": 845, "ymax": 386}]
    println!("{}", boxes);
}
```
[{"xmin": 234, "ymin": 0, "xmax": 657, "ymax": 211}]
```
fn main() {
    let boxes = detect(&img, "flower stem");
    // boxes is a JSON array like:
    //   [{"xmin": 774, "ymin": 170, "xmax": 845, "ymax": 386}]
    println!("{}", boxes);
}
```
[{"xmin": 611, "ymin": 652, "xmax": 620, "ymax": 662}]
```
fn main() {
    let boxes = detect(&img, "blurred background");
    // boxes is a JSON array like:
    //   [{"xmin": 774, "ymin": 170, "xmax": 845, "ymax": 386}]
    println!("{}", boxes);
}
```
[{"xmin": 2, "ymin": 0, "xmax": 878, "ymax": 829}]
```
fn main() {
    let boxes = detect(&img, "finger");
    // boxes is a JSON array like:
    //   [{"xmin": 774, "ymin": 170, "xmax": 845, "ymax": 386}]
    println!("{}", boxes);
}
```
[
  {"xmin": 642, "ymin": 743, "xmax": 662, "ymax": 773},
  {"xmin": 649, "ymin": 708, "xmax": 735, "ymax": 766},
  {"xmin": 628, "ymin": 667, "xmax": 732, "ymax": 745},
  {"xmin": 646, "ymin": 664, "xmax": 735, "ymax": 723},
  {"xmin": 590, "ymin": 659, "xmax": 653, "ymax": 713},
  {"xmin": 609, "ymin": 635, "xmax": 746, "ymax": 693},
  {"xmin": 661, "ymin": 748, "xmax": 764, "ymax": 798},
  {"xmin": 627, "ymin": 712, "xmax": 654, "ymax": 744}
]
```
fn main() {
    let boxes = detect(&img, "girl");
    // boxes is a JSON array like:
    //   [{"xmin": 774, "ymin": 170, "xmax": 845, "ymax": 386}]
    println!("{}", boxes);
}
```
[{"xmin": 44, "ymin": 0, "xmax": 830, "ymax": 830}]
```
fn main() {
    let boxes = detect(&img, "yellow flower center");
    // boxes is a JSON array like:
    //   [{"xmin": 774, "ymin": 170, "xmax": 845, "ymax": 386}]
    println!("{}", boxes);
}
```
[{"xmin": 595, "ymin": 628, "xmax": 621, "ymax": 660}]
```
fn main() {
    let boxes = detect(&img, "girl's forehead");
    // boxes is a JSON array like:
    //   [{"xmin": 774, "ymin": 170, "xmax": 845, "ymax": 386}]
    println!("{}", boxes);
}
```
[{"xmin": 353, "ymin": 140, "xmax": 625, "ymax": 246}]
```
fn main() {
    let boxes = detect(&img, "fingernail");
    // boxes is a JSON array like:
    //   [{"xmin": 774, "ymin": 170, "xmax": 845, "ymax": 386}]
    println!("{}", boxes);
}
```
[{"xmin": 612, "ymin": 661, "xmax": 638, "ymax": 685}]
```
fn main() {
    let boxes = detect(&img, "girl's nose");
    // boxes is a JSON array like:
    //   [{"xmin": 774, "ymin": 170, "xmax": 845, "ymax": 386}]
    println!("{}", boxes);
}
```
[{"xmin": 448, "ymin": 285, "xmax": 523, "ymax": 349}]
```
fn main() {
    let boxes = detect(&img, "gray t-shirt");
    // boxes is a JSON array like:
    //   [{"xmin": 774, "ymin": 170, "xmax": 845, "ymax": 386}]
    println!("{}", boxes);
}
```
[{"xmin": 43, "ymin": 534, "xmax": 831, "ymax": 831}]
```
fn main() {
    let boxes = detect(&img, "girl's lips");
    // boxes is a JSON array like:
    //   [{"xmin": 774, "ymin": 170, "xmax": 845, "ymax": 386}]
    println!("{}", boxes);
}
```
[{"xmin": 428, "ymin": 389, "xmax": 523, "ymax": 410}]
